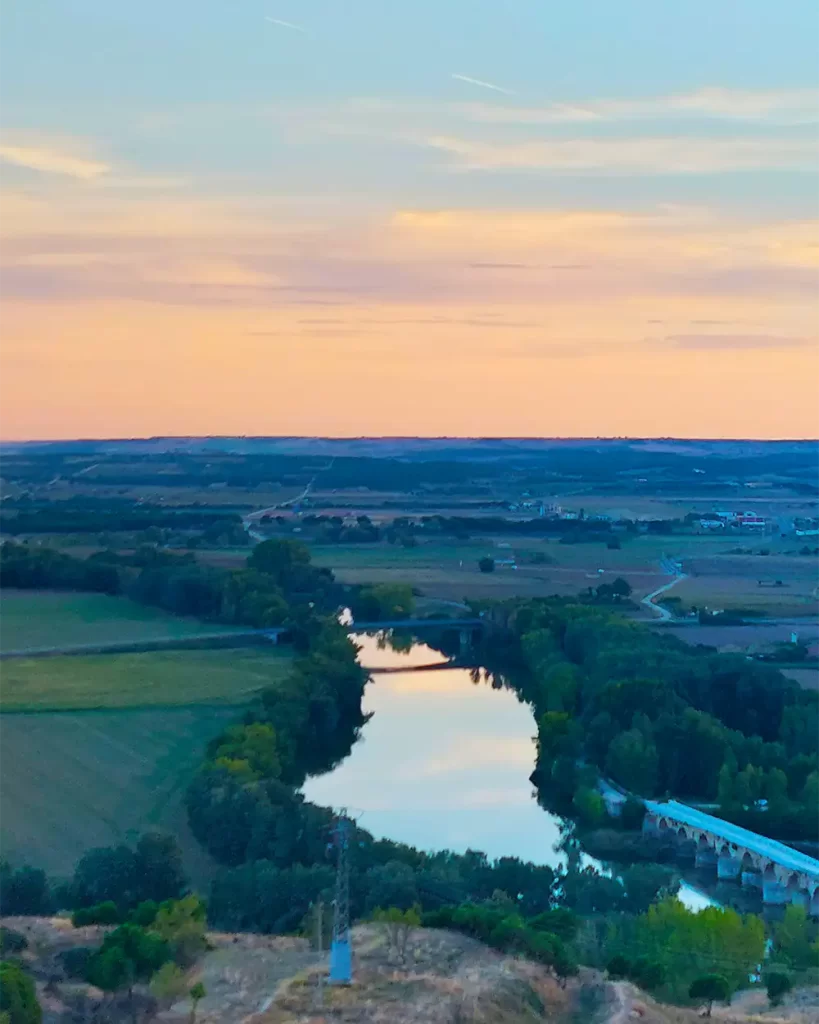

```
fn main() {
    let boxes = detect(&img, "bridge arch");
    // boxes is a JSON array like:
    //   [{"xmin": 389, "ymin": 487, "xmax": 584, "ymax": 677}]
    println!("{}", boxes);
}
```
[{"xmin": 642, "ymin": 799, "xmax": 819, "ymax": 913}]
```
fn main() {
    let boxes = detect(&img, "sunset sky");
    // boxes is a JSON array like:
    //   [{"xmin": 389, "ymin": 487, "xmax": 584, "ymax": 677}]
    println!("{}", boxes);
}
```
[{"xmin": 1, "ymin": 1, "xmax": 818, "ymax": 439}]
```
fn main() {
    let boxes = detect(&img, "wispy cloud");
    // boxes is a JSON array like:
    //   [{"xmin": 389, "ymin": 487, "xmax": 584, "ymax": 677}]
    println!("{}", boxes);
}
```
[
  {"xmin": 451, "ymin": 74, "xmax": 514, "ymax": 96},
  {"xmin": 265, "ymin": 16, "xmax": 305, "ymax": 32},
  {"xmin": 667, "ymin": 333, "xmax": 814, "ymax": 350},
  {"xmin": 0, "ymin": 144, "xmax": 109, "ymax": 180},
  {"xmin": 422, "ymin": 135, "xmax": 819, "ymax": 174}
]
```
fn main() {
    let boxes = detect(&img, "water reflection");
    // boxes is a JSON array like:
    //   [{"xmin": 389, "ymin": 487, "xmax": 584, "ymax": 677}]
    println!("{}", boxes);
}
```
[
  {"xmin": 304, "ymin": 633, "xmax": 568, "ymax": 864},
  {"xmin": 305, "ymin": 631, "xmax": 711, "ymax": 911}
]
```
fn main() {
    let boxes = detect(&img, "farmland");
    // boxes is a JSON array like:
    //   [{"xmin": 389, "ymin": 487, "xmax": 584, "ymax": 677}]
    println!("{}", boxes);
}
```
[
  {"xmin": 0, "ymin": 646, "xmax": 292, "ymax": 711},
  {"xmin": 0, "ymin": 706, "xmax": 238, "ymax": 879},
  {"xmin": 0, "ymin": 590, "xmax": 242, "ymax": 652}
]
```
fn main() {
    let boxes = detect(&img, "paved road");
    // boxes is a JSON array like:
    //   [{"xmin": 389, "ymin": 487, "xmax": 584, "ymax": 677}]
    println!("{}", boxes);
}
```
[{"xmin": 641, "ymin": 570, "xmax": 687, "ymax": 621}]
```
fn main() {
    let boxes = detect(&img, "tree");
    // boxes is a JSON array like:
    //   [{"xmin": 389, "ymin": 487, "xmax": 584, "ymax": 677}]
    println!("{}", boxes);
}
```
[
  {"xmin": 150, "ymin": 962, "xmax": 187, "ymax": 1005},
  {"xmin": 605, "ymin": 729, "xmax": 659, "ymax": 795},
  {"xmin": 717, "ymin": 761, "xmax": 737, "ymax": 813},
  {"xmin": 773, "ymin": 905, "xmax": 817, "ymax": 969},
  {"xmin": 214, "ymin": 723, "xmax": 281, "ymax": 781},
  {"xmin": 765, "ymin": 767, "xmax": 790, "ymax": 818},
  {"xmin": 572, "ymin": 786, "xmax": 606, "ymax": 827},
  {"xmin": 354, "ymin": 583, "xmax": 414, "ymax": 621},
  {"xmin": 688, "ymin": 974, "xmax": 731, "ymax": 1016},
  {"xmin": 372, "ymin": 905, "xmax": 421, "ymax": 964},
  {"xmin": 247, "ymin": 538, "xmax": 311, "ymax": 586},
  {"xmin": 611, "ymin": 577, "xmax": 632, "ymax": 598},
  {"xmin": 765, "ymin": 972, "xmax": 792, "ymax": 1007},
  {"xmin": 134, "ymin": 833, "xmax": 187, "ymax": 905},
  {"xmin": 0, "ymin": 863, "xmax": 50, "ymax": 916},
  {"xmin": 72, "ymin": 901, "xmax": 121, "ymax": 927},
  {"xmin": 86, "ymin": 923, "xmax": 170, "ymax": 994},
  {"xmin": 478, "ymin": 557, "xmax": 495, "ymax": 573},
  {"xmin": 606, "ymin": 955, "xmax": 631, "ymax": 979},
  {"xmin": 620, "ymin": 797, "xmax": 647, "ymax": 832},
  {"xmin": 152, "ymin": 895, "xmax": 208, "ymax": 967},
  {"xmin": 0, "ymin": 962, "xmax": 41, "ymax": 1024},
  {"xmin": 188, "ymin": 982, "xmax": 206, "ymax": 1024}
]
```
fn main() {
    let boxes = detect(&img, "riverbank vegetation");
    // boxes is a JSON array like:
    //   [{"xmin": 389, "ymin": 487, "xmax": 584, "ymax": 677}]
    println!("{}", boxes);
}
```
[{"xmin": 474, "ymin": 597, "xmax": 819, "ymax": 843}]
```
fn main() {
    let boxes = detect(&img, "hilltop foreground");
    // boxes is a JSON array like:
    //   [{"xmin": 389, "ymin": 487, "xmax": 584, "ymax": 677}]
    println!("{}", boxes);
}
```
[{"xmin": 4, "ymin": 917, "xmax": 818, "ymax": 1024}]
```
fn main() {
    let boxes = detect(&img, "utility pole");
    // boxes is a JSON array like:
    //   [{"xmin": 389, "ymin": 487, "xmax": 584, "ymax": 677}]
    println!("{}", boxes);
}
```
[
  {"xmin": 314, "ymin": 900, "xmax": 324, "ymax": 1008},
  {"xmin": 329, "ymin": 813, "xmax": 352, "ymax": 984}
]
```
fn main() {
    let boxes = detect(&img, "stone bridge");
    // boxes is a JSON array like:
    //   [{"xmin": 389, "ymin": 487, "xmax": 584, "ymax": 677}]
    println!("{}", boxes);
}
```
[{"xmin": 643, "ymin": 799, "xmax": 819, "ymax": 914}]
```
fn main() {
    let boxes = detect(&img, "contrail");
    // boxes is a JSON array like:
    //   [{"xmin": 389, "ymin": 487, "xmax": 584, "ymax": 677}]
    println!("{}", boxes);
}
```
[
  {"xmin": 265, "ymin": 16, "xmax": 306, "ymax": 32},
  {"xmin": 451, "ymin": 73, "xmax": 514, "ymax": 96}
]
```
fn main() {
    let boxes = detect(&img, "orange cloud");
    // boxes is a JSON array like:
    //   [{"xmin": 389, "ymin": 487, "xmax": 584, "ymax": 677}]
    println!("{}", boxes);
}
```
[{"xmin": 1, "ymin": 188, "xmax": 816, "ymax": 440}]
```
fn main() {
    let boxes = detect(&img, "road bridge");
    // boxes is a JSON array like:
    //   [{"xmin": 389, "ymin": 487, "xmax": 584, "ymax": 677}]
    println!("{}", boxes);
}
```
[
  {"xmin": 643, "ymin": 799, "xmax": 819, "ymax": 913},
  {"xmin": 346, "ymin": 618, "xmax": 483, "ymax": 631}
]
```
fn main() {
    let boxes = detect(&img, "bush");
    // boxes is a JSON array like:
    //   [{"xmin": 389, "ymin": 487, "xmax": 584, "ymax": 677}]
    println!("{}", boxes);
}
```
[
  {"xmin": 765, "ymin": 971, "xmax": 792, "ymax": 1006},
  {"xmin": 478, "ymin": 557, "xmax": 495, "ymax": 574},
  {"xmin": 0, "ymin": 961, "xmax": 41, "ymax": 1024},
  {"xmin": 72, "ymin": 901, "xmax": 121, "ymax": 928},
  {"xmin": 689, "ymin": 974, "xmax": 731, "ymax": 1016},
  {"xmin": 58, "ymin": 947, "xmax": 94, "ymax": 980},
  {"xmin": 632, "ymin": 958, "xmax": 666, "ymax": 991},
  {"xmin": 129, "ymin": 900, "xmax": 159, "ymax": 927},
  {"xmin": 149, "ymin": 962, "xmax": 187, "ymax": 1004},
  {"xmin": 606, "ymin": 955, "xmax": 631, "ymax": 979},
  {"xmin": 0, "ymin": 864, "xmax": 50, "ymax": 917}
]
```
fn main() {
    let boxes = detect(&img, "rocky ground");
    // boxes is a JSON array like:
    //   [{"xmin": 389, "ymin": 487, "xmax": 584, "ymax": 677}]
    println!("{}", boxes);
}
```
[{"xmin": 3, "ymin": 917, "xmax": 818, "ymax": 1024}]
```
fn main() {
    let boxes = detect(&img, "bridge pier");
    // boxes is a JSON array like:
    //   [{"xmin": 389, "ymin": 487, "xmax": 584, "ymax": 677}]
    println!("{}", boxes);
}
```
[
  {"xmin": 717, "ymin": 854, "xmax": 741, "ymax": 881},
  {"xmin": 790, "ymin": 888, "xmax": 809, "ymax": 910},
  {"xmin": 695, "ymin": 847, "xmax": 718, "ymax": 869},
  {"xmin": 763, "ymin": 880, "xmax": 789, "ymax": 906},
  {"xmin": 642, "ymin": 800, "xmax": 819, "ymax": 911}
]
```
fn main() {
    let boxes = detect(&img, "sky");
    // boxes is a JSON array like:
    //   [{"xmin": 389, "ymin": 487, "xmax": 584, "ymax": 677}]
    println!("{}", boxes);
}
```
[{"xmin": 1, "ymin": 0, "xmax": 818, "ymax": 440}]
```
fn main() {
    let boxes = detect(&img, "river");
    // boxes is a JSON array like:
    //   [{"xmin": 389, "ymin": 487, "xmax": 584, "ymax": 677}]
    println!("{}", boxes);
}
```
[{"xmin": 304, "ymin": 631, "xmax": 712, "ymax": 911}]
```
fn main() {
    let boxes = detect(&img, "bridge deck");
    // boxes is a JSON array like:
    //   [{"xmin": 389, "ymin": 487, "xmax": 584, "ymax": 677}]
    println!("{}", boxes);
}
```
[
  {"xmin": 347, "ymin": 618, "xmax": 483, "ymax": 630},
  {"xmin": 645, "ymin": 799, "xmax": 819, "ymax": 878}
]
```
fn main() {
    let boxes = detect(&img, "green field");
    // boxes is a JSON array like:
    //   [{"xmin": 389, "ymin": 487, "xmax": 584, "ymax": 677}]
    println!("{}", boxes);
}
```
[
  {"xmin": 0, "ymin": 601, "xmax": 292, "ymax": 880},
  {"xmin": 0, "ymin": 590, "xmax": 243, "ymax": 652},
  {"xmin": 0, "ymin": 647, "xmax": 292, "ymax": 712},
  {"xmin": 0, "ymin": 706, "xmax": 238, "ymax": 879}
]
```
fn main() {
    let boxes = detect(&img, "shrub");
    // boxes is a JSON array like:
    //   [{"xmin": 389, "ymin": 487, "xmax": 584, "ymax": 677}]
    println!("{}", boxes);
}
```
[
  {"xmin": 606, "ymin": 955, "xmax": 631, "ymax": 980},
  {"xmin": 478, "ymin": 557, "xmax": 495, "ymax": 574},
  {"xmin": 58, "ymin": 947, "xmax": 94, "ymax": 980},
  {"xmin": 129, "ymin": 900, "xmax": 159, "ymax": 927},
  {"xmin": 0, "ymin": 961, "xmax": 41, "ymax": 1024},
  {"xmin": 689, "ymin": 974, "xmax": 731, "ymax": 1017},
  {"xmin": 72, "ymin": 901, "xmax": 121, "ymax": 928},
  {"xmin": 632, "ymin": 957, "xmax": 666, "ymax": 991},
  {"xmin": 765, "ymin": 971, "xmax": 792, "ymax": 1006}
]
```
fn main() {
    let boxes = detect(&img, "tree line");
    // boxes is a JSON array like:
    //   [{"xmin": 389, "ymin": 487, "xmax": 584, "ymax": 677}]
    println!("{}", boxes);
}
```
[
  {"xmin": 1, "ymin": 495, "xmax": 243, "ymax": 535},
  {"xmin": 0, "ymin": 536, "xmax": 342, "ymax": 627},
  {"xmin": 475, "ymin": 598, "xmax": 819, "ymax": 842}
]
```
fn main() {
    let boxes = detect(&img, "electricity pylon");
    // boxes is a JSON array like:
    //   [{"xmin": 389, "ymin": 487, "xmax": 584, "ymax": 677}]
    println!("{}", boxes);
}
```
[{"xmin": 329, "ymin": 813, "xmax": 352, "ymax": 984}]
